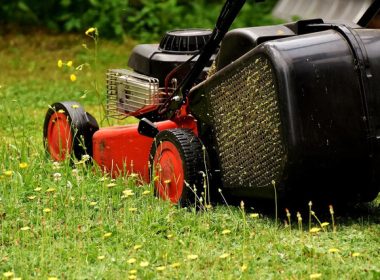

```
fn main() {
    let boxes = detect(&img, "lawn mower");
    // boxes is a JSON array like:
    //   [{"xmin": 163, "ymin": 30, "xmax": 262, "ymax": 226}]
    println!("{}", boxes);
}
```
[{"xmin": 44, "ymin": 0, "xmax": 380, "ymax": 206}]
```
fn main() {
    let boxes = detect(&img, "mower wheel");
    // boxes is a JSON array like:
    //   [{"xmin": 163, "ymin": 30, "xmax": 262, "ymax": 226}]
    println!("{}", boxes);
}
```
[
  {"xmin": 43, "ymin": 101, "xmax": 99, "ymax": 161},
  {"xmin": 149, "ymin": 129, "xmax": 207, "ymax": 206}
]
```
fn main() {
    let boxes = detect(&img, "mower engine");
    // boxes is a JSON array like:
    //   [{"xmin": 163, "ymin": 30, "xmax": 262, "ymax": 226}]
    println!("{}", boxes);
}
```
[{"xmin": 106, "ymin": 29, "xmax": 214, "ymax": 120}]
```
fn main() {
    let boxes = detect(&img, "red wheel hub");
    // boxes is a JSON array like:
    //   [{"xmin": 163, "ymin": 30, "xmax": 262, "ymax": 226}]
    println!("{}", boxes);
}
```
[
  {"xmin": 46, "ymin": 112, "xmax": 73, "ymax": 161},
  {"xmin": 153, "ymin": 141, "xmax": 184, "ymax": 203}
]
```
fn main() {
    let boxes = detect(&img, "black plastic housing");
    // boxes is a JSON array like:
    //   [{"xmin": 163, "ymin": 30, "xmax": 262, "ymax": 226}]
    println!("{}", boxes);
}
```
[{"xmin": 190, "ymin": 25, "xmax": 380, "ymax": 204}]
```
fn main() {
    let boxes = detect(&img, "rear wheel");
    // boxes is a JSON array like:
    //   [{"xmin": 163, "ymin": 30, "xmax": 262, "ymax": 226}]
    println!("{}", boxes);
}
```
[
  {"xmin": 43, "ymin": 101, "xmax": 99, "ymax": 161},
  {"xmin": 149, "ymin": 129, "xmax": 207, "ymax": 206}
]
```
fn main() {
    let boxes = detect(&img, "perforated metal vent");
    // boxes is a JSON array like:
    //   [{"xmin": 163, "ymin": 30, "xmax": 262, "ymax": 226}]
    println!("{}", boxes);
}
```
[{"xmin": 209, "ymin": 55, "xmax": 285, "ymax": 189}]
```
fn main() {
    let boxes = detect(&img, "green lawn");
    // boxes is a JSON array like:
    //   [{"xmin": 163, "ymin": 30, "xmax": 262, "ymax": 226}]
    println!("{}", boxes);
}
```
[{"xmin": 0, "ymin": 32, "xmax": 379, "ymax": 279}]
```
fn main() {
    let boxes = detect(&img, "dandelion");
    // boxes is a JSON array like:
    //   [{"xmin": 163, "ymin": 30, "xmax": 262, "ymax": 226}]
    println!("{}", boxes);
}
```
[
  {"xmin": 34, "ymin": 187, "xmax": 42, "ymax": 192},
  {"xmin": 321, "ymin": 222, "xmax": 329, "ymax": 227},
  {"xmin": 128, "ymin": 208, "xmax": 138, "ymax": 212},
  {"xmin": 352, "ymin": 252, "xmax": 361, "ymax": 257},
  {"xmin": 140, "ymin": 261, "xmax": 149, "ymax": 267},
  {"xmin": 57, "ymin": 59, "xmax": 63, "ymax": 68},
  {"xmin": 156, "ymin": 266, "xmax": 166, "ymax": 271},
  {"xmin": 89, "ymin": 201, "xmax": 97, "ymax": 206},
  {"xmin": 66, "ymin": 61, "xmax": 73, "ymax": 67},
  {"xmin": 27, "ymin": 195, "xmax": 36, "ymax": 200},
  {"xmin": 3, "ymin": 271, "xmax": 14, "ymax": 278},
  {"xmin": 103, "ymin": 232, "xmax": 112, "ymax": 238},
  {"xmin": 46, "ymin": 187, "xmax": 56, "ymax": 193},
  {"xmin": 127, "ymin": 258, "xmax": 136, "ymax": 264},
  {"xmin": 241, "ymin": 264, "xmax": 248, "ymax": 272},
  {"xmin": 250, "ymin": 213, "xmax": 259, "ymax": 218},
  {"xmin": 70, "ymin": 74, "xmax": 77, "ymax": 82},
  {"xmin": 222, "ymin": 229, "xmax": 231, "ymax": 235},
  {"xmin": 167, "ymin": 234, "xmax": 173, "ymax": 239},
  {"xmin": 52, "ymin": 162, "xmax": 60, "ymax": 170},
  {"xmin": 19, "ymin": 162, "xmax": 28, "ymax": 169},
  {"xmin": 133, "ymin": 244, "xmax": 142, "ymax": 250},
  {"xmin": 309, "ymin": 273, "xmax": 322, "ymax": 279},
  {"xmin": 107, "ymin": 183, "xmax": 117, "ymax": 188},
  {"xmin": 48, "ymin": 277, "xmax": 58, "ymax": 280},
  {"xmin": 4, "ymin": 170, "xmax": 13, "ymax": 176},
  {"xmin": 85, "ymin": 27, "xmax": 97, "ymax": 36},
  {"xmin": 20, "ymin": 226, "xmax": 30, "ymax": 231},
  {"xmin": 219, "ymin": 253, "xmax": 230, "ymax": 259},
  {"xmin": 328, "ymin": 248, "xmax": 340, "ymax": 253},
  {"xmin": 97, "ymin": 255, "xmax": 105, "ymax": 260},
  {"xmin": 170, "ymin": 262, "xmax": 181, "ymax": 268},
  {"xmin": 142, "ymin": 190, "xmax": 151, "ymax": 195},
  {"xmin": 129, "ymin": 269, "xmax": 137, "ymax": 274},
  {"xmin": 187, "ymin": 254, "xmax": 198, "ymax": 260},
  {"xmin": 43, "ymin": 208, "xmax": 52, "ymax": 213},
  {"xmin": 53, "ymin": 172, "xmax": 61, "ymax": 182},
  {"xmin": 128, "ymin": 276, "xmax": 136, "ymax": 280},
  {"xmin": 309, "ymin": 227, "xmax": 321, "ymax": 233},
  {"xmin": 122, "ymin": 189, "xmax": 134, "ymax": 198}
]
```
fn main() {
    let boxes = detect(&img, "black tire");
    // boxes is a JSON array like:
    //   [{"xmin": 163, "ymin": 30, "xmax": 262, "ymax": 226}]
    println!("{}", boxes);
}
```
[
  {"xmin": 149, "ymin": 129, "xmax": 208, "ymax": 206},
  {"xmin": 43, "ymin": 101, "xmax": 99, "ymax": 161}
]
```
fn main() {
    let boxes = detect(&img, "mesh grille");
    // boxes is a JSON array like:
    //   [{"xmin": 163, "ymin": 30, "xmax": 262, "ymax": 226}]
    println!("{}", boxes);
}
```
[{"xmin": 209, "ymin": 56, "xmax": 285, "ymax": 188}]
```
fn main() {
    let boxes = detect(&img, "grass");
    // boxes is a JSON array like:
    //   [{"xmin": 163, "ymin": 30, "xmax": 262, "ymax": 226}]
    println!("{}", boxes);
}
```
[{"xmin": 0, "ymin": 31, "xmax": 380, "ymax": 279}]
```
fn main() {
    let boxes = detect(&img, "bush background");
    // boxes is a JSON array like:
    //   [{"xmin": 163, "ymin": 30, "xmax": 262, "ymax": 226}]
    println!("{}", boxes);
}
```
[{"xmin": 0, "ymin": 0, "xmax": 280, "ymax": 41}]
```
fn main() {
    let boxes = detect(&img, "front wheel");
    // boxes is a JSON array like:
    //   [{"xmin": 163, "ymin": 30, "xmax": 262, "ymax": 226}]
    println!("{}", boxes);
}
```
[
  {"xmin": 149, "ymin": 129, "xmax": 208, "ymax": 206},
  {"xmin": 43, "ymin": 101, "xmax": 99, "ymax": 161}
]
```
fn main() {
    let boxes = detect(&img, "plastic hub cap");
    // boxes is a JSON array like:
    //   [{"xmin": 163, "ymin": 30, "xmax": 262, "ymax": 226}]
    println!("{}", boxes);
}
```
[
  {"xmin": 153, "ymin": 141, "xmax": 184, "ymax": 203},
  {"xmin": 47, "ymin": 112, "xmax": 73, "ymax": 161}
]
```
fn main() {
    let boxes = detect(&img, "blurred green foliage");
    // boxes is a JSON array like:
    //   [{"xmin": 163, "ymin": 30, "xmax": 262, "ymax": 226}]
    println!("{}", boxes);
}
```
[{"xmin": 0, "ymin": 0, "xmax": 280, "ymax": 41}]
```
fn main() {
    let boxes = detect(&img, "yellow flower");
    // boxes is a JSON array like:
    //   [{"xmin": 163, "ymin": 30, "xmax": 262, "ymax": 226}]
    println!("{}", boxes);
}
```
[
  {"xmin": 219, "ymin": 253, "xmax": 230, "ymax": 259},
  {"xmin": 222, "ymin": 229, "xmax": 231, "ymax": 235},
  {"xmin": 250, "ymin": 213, "xmax": 259, "ymax": 218},
  {"xmin": 46, "ymin": 188, "xmax": 56, "ymax": 193},
  {"xmin": 57, "ymin": 59, "xmax": 63, "ymax": 68},
  {"xmin": 19, "ymin": 162, "xmax": 28, "ymax": 169},
  {"xmin": 133, "ymin": 244, "xmax": 142, "ymax": 250},
  {"xmin": 187, "ymin": 254, "xmax": 198, "ymax": 260},
  {"xmin": 309, "ymin": 273, "xmax": 322, "ymax": 279},
  {"xmin": 3, "ymin": 271, "xmax": 14, "ymax": 278},
  {"xmin": 66, "ymin": 61, "xmax": 73, "ymax": 67},
  {"xmin": 107, "ymin": 183, "xmax": 117, "ymax": 188},
  {"xmin": 129, "ymin": 270, "xmax": 137, "ymax": 274},
  {"xmin": 321, "ymin": 222, "xmax": 330, "ymax": 227},
  {"xmin": 328, "ymin": 248, "xmax": 340, "ymax": 253},
  {"xmin": 103, "ymin": 232, "xmax": 112, "ymax": 238},
  {"xmin": 128, "ymin": 208, "xmax": 138, "ymax": 212},
  {"xmin": 309, "ymin": 227, "xmax": 321, "ymax": 233},
  {"xmin": 127, "ymin": 258, "xmax": 136, "ymax": 264},
  {"xmin": 170, "ymin": 262, "xmax": 181, "ymax": 268},
  {"xmin": 4, "ymin": 170, "xmax": 13, "ymax": 176},
  {"xmin": 167, "ymin": 234, "xmax": 173, "ymax": 239},
  {"xmin": 27, "ymin": 195, "xmax": 36, "ymax": 200},
  {"xmin": 43, "ymin": 208, "xmax": 52, "ymax": 213},
  {"xmin": 34, "ymin": 187, "xmax": 42, "ymax": 192},
  {"xmin": 241, "ymin": 264, "xmax": 248, "ymax": 272},
  {"xmin": 89, "ymin": 201, "xmax": 97, "ymax": 206},
  {"xmin": 85, "ymin": 27, "xmax": 97, "ymax": 36},
  {"xmin": 142, "ymin": 190, "xmax": 151, "ymax": 195},
  {"xmin": 97, "ymin": 255, "xmax": 105, "ymax": 260},
  {"xmin": 140, "ymin": 261, "xmax": 149, "ymax": 267},
  {"xmin": 70, "ymin": 74, "xmax": 77, "ymax": 82},
  {"xmin": 122, "ymin": 189, "xmax": 134, "ymax": 196},
  {"xmin": 156, "ymin": 266, "xmax": 166, "ymax": 271},
  {"xmin": 20, "ymin": 226, "xmax": 30, "ymax": 231},
  {"xmin": 48, "ymin": 277, "xmax": 58, "ymax": 280},
  {"xmin": 128, "ymin": 276, "xmax": 137, "ymax": 280},
  {"xmin": 352, "ymin": 252, "xmax": 361, "ymax": 257}
]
